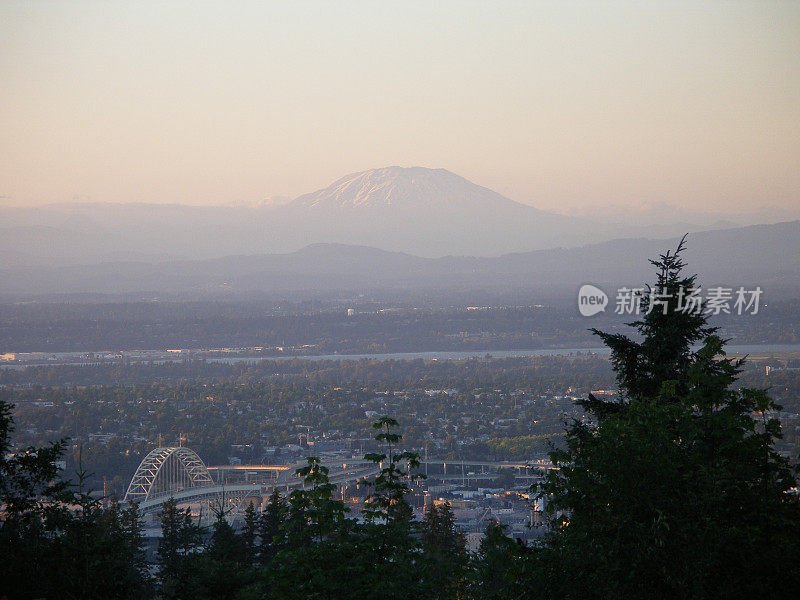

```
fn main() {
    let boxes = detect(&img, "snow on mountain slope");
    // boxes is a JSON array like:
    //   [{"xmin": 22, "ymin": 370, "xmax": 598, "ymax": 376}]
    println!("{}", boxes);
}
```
[{"xmin": 290, "ymin": 166, "xmax": 532, "ymax": 213}]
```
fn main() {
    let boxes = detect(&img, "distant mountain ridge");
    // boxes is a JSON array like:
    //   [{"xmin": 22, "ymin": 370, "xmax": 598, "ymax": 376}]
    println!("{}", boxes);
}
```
[
  {"xmin": 0, "ymin": 167, "xmax": 788, "ymax": 268},
  {"xmin": 2, "ymin": 221, "xmax": 798, "ymax": 297}
]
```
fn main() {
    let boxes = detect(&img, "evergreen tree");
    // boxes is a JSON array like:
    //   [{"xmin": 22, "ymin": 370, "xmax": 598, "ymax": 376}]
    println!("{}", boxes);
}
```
[
  {"xmin": 241, "ymin": 501, "xmax": 258, "ymax": 565},
  {"xmin": 281, "ymin": 457, "xmax": 349, "ymax": 546},
  {"xmin": 421, "ymin": 501, "xmax": 468, "ymax": 598},
  {"xmin": 270, "ymin": 418, "xmax": 429, "ymax": 600},
  {"xmin": 362, "ymin": 416, "xmax": 423, "ymax": 525},
  {"xmin": 422, "ymin": 502, "xmax": 439, "ymax": 542},
  {"xmin": 178, "ymin": 509, "xmax": 259, "ymax": 600},
  {"xmin": 50, "ymin": 492, "xmax": 152, "ymax": 599},
  {"xmin": 258, "ymin": 488, "xmax": 287, "ymax": 566},
  {"xmin": 118, "ymin": 500, "xmax": 152, "ymax": 594},
  {"xmin": 421, "ymin": 501, "xmax": 464, "ymax": 553},
  {"xmin": 1, "ymin": 401, "xmax": 151, "ymax": 599},
  {"xmin": 0, "ymin": 398, "xmax": 70, "ymax": 598},
  {"xmin": 358, "ymin": 417, "xmax": 429, "ymax": 600},
  {"xmin": 157, "ymin": 496, "xmax": 203, "ymax": 596},
  {"xmin": 206, "ymin": 509, "xmax": 247, "ymax": 565},
  {"xmin": 269, "ymin": 457, "xmax": 359, "ymax": 600},
  {"xmin": 469, "ymin": 520, "xmax": 530, "ymax": 600},
  {"xmin": 538, "ymin": 240, "xmax": 800, "ymax": 599}
]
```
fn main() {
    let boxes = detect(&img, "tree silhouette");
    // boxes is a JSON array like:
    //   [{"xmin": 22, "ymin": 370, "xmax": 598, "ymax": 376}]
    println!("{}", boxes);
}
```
[{"xmin": 539, "ymin": 239, "xmax": 800, "ymax": 599}]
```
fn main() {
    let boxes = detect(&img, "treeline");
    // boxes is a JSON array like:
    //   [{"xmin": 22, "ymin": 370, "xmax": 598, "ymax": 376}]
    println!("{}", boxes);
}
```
[
  {"xmin": 0, "ymin": 302, "xmax": 614, "ymax": 352},
  {"xmin": 4, "ymin": 354, "xmax": 798, "ymax": 412},
  {"xmin": 151, "ymin": 420, "xmax": 479, "ymax": 600},
  {"xmin": 0, "ymin": 412, "xmax": 514, "ymax": 600},
  {"xmin": 1, "ymin": 297, "xmax": 797, "ymax": 353},
  {"xmin": 0, "ymin": 354, "xmax": 615, "ymax": 389},
  {"xmin": 0, "ymin": 401, "xmax": 151, "ymax": 599},
  {"xmin": 486, "ymin": 434, "xmax": 563, "ymax": 459}
]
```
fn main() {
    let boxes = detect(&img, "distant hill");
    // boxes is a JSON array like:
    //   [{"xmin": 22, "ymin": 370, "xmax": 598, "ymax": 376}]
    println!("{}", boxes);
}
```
[{"xmin": 2, "ymin": 221, "xmax": 798, "ymax": 297}]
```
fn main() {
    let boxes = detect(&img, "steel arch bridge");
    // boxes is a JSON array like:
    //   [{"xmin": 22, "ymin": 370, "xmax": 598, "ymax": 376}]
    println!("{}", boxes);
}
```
[
  {"xmin": 124, "ymin": 447, "xmax": 264, "ymax": 525},
  {"xmin": 124, "ymin": 446, "xmax": 215, "ymax": 504}
]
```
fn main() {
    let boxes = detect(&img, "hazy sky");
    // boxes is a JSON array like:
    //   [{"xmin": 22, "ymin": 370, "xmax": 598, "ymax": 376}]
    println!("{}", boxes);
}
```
[{"xmin": 1, "ymin": 1, "xmax": 798, "ymax": 213}]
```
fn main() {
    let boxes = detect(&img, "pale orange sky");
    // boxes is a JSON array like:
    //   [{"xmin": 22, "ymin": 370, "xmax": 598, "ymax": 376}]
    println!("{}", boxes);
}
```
[{"xmin": 1, "ymin": 1, "xmax": 798, "ymax": 213}]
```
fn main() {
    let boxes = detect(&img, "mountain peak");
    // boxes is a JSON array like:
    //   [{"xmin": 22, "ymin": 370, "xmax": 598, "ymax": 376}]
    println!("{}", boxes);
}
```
[{"xmin": 290, "ymin": 166, "xmax": 528, "ymax": 212}]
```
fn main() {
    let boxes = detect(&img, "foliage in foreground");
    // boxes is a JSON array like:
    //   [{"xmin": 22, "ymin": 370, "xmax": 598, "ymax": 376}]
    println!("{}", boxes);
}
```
[{"xmin": 537, "ymin": 240, "xmax": 800, "ymax": 599}]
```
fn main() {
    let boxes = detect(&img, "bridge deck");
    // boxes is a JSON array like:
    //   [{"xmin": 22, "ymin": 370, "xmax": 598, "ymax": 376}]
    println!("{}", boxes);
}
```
[{"xmin": 138, "ymin": 483, "xmax": 263, "ymax": 512}]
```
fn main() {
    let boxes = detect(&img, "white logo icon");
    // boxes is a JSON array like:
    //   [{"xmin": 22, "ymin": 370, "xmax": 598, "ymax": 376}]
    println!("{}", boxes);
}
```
[{"xmin": 578, "ymin": 284, "xmax": 608, "ymax": 317}]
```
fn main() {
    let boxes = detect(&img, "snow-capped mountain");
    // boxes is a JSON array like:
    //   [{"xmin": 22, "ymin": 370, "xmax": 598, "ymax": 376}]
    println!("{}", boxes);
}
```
[
  {"xmin": 270, "ymin": 166, "xmax": 588, "ymax": 255},
  {"xmin": 291, "ymin": 166, "xmax": 527, "ymax": 213}
]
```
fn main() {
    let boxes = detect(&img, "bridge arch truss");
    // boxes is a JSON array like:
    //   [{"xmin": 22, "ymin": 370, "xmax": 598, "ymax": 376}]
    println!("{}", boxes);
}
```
[{"xmin": 124, "ymin": 446, "xmax": 215, "ymax": 504}]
